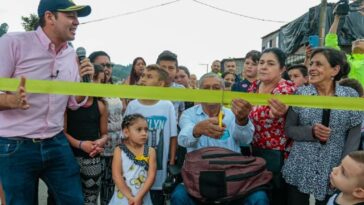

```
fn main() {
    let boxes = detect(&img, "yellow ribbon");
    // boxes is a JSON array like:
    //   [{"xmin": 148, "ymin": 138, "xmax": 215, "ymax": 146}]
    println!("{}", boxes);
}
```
[
  {"xmin": 0, "ymin": 78, "xmax": 364, "ymax": 111},
  {"xmin": 135, "ymin": 155, "xmax": 149, "ymax": 163}
]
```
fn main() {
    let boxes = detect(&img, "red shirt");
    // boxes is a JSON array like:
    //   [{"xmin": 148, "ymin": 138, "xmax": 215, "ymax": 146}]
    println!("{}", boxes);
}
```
[{"xmin": 248, "ymin": 80, "xmax": 296, "ymax": 152}]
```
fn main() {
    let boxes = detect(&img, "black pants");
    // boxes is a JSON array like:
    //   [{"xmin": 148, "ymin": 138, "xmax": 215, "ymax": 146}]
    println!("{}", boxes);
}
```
[
  {"xmin": 100, "ymin": 156, "xmax": 115, "ymax": 205},
  {"xmin": 286, "ymin": 184, "xmax": 330, "ymax": 205},
  {"xmin": 151, "ymin": 190, "xmax": 165, "ymax": 205}
]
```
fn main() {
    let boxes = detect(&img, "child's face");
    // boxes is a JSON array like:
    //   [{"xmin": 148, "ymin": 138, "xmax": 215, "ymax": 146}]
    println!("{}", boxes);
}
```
[
  {"xmin": 138, "ymin": 70, "xmax": 163, "ymax": 87},
  {"xmin": 243, "ymin": 57, "xmax": 258, "ymax": 79},
  {"xmin": 223, "ymin": 73, "xmax": 236, "ymax": 88},
  {"xmin": 288, "ymin": 68, "xmax": 307, "ymax": 87},
  {"xmin": 123, "ymin": 118, "xmax": 148, "ymax": 145},
  {"xmin": 330, "ymin": 156, "xmax": 364, "ymax": 194}
]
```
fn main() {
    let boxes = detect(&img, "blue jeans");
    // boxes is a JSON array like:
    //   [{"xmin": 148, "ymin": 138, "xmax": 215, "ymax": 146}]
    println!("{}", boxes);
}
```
[
  {"xmin": 0, "ymin": 132, "xmax": 83, "ymax": 205},
  {"xmin": 171, "ymin": 184, "xmax": 269, "ymax": 205}
]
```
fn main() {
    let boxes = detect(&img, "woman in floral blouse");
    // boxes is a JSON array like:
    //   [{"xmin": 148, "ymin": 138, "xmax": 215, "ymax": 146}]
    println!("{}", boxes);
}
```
[
  {"xmin": 282, "ymin": 48, "xmax": 363, "ymax": 205},
  {"xmin": 248, "ymin": 48, "xmax": 296, "ymax": 205}
]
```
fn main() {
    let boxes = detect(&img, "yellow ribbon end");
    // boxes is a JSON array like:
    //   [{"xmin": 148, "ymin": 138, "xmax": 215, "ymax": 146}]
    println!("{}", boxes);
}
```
[{"xmin": 135, "ymin": 155, "xmax": 149, "ymax": 163}]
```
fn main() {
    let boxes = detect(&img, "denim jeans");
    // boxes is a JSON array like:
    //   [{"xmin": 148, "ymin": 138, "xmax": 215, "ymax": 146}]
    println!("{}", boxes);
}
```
[
  {"xmin": 171, "ymin": 184, "xmax": 270, "ymax": 205},
  {"xmin": 0, "ymin": 132, "xmax": 83, "ymax": 205}
]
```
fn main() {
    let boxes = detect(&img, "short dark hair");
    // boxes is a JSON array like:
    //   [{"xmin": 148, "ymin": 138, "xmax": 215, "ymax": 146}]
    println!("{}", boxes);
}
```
[
  {"xmin": 262, "ymin": 48, "xmax": 287, "ymax": 68},
  {"xmin": 310, "ymin": 48, "xmax": 350, "ymax": 81},
  {"xmin": 156, "ymin": 50, "xmax": 178, "ymax": 67},
  {"xmin": 38, "ymin": 15, "xmax": 46, "ymax": 28},
  {"xmin": 348, "ymin": 151, "xmax": 364, "ymax": 183},
  {"xmin": 245, "ymin": 50, "xmax": 261, "ymax": 63},
  {"xmin": 38, "ymin": 12, "xmax": 57, "ymax": 28},
  {"xmin": 221, "ymin": 71, "xmax": 238, "ymax": 82},
  {"xmin": 339, "ymin": 78, "xmax": 364, "ymax": 97},
  {"xmin": 224, "ymin": 59, "xmax": 236, "ymax": 65},
  {"xmin": 287, "ymin": 64, "xmax": 308, "ymax": 77},
  {"xmin": 281, "ymin": 70, "xmax": 290, "ymax": 80},
  {"xmin": 177, "ymin": 66, "xmax": 190, "ymax": 78},
  {"xmin": 146, "ymin": 64, "xmax": 170, "ymax": 87},
  {"xmin": 349, "ymin": 151, "xmax": 364, "ymax": 164},
  {"xmin": 88, "ymin": 51, "xmax": 111, "ymax": 63}
]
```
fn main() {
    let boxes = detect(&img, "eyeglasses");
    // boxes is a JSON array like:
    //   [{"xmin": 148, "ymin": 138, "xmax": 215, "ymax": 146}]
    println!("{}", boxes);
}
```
[
  {"xmin": 201, "ymin": 85, "xmax": 222, "ymax": 90},
  {"xmin": 99, "ymin": 63, "xmax": 113, "ymax": 68}
]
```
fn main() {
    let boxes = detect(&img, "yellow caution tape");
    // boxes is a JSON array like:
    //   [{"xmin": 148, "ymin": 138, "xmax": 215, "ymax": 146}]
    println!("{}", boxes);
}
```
[{"xmin": 0, "ymin": 78, "xmax": 363, "ymax": 111}]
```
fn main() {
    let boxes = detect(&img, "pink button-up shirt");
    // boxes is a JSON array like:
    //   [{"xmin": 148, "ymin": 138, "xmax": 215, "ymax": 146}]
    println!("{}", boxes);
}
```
[{"xmin": 0, "ymin": 27, "xmax": 85, "ymax": 139}]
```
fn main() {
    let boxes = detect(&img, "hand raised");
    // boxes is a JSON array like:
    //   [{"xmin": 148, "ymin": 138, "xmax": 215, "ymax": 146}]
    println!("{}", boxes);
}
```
[
  {"xmin": 231, "ymin": 99, "xmax": 252, "ymax": 125},
  {"xmin": 193, "ymin": 117, "xmax": 226, "ymax": 139},
  {"xmin": 268, "ymin": 99, "xmax": 288, "ymax": 118},
  {"xmin": 10, "ymin": 76, "xmax": 30, "ymax": 110}
]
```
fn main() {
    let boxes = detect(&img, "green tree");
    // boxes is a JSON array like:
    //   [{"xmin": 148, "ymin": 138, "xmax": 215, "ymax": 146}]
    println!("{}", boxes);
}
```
[
  {"xmin": 0, "ymin": 23, "xmax": 9, "ymax": 37},
  {"xmin": 21, "ymin": 14, "xmax": 39, "ymax": 31}
]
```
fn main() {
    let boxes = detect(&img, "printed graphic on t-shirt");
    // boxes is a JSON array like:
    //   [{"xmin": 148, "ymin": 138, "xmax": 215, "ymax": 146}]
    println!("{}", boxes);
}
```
[{"xmin": 146, "ymin": 115, "xmax": 167, "ymax": 170}]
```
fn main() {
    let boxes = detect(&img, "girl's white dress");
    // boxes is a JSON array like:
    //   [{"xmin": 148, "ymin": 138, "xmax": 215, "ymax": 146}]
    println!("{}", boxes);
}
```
[{"xmin": 108, "ymin": 144, "xmax": 152, "ymax": 205}]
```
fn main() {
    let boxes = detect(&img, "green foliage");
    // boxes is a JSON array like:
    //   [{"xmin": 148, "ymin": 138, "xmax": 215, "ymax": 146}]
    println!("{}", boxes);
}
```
[
  {"xmin": 0, "ymin": 23, "xmax": 9, "ymax": 37},
  {"xmin": 112, "ymin": 64, "xmax": 132, "ymax": 83},
  {"xmin": 21, "ymin": 14, "xmax": 39, "ymax": 31}
]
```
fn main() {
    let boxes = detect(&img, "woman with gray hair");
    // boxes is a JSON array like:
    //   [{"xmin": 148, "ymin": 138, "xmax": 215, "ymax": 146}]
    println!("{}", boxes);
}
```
[{"xmin": 282, "ymin": 47, "xmax": 363, "ymax": 205}]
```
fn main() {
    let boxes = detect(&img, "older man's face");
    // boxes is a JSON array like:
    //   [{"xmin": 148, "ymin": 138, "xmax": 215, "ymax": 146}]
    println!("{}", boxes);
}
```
[
  {"xmin": 201, "ymin": 77, "xmax": 222, "ymax": 107},
  {"xmin": 201, "ymin": 77, "xmax": 222, "ymax": 90}
]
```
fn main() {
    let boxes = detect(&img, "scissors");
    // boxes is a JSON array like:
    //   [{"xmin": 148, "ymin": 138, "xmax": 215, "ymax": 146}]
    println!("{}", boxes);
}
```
[{"xmin": 218, "ymin": 89, "xmax": 224, "ymax": 127}]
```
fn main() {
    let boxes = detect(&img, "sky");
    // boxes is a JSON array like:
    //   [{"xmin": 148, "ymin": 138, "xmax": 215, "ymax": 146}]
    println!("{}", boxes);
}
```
[{"xmin": 1, "ymin": 0, "xmax": 337, "ymax": 78}]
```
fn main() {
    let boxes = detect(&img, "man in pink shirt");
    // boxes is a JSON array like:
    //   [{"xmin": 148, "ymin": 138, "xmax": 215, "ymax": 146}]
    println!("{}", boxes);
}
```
[{"xmin": 0, "ymin": 0, "xmax": 94, "ymax": 204}]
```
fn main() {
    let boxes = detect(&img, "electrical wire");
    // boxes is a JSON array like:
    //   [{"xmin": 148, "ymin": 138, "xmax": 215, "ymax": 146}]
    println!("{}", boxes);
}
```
[
  {"xmin": 191, "ymin": 0, "xmax": 287, "ymax": 24},
  {"xmin": 80, "ymin": 0, "xmax": 182, "ymax": 25}
]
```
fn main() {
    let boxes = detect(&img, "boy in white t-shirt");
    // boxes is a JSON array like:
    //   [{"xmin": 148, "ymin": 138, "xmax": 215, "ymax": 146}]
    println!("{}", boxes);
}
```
[
  {"xmin": 156, "ymin": 50, "xmax": 185, "ymax": 120},
  {"xmin": 124, "ymin": 64, "xmax": 177, "ymax": 205},
  {"xmin": 328, "ymin": 151, "xmax": 364, "ymax": 205}
]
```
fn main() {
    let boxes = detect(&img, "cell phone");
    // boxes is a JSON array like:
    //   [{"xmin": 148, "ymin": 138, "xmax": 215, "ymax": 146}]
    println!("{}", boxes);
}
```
[{"xmin": 308, "ymin": 35, "xmax": 320, "ymax": 48}]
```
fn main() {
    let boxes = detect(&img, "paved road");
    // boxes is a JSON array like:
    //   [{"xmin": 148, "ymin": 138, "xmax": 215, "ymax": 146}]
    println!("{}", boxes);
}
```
[
  {"xmin": 38, "ymin": 180, "xmax": 102, "ymax": 205},
  {"xmin": 3, "ymin": 181, "xmax": 315, "ymax": 205}
]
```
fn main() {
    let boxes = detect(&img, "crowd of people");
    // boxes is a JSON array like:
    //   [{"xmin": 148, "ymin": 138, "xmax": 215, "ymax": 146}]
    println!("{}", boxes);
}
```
[{"xmin": 1, "ymin": 0, "xmax": 364, "ymax": 205}]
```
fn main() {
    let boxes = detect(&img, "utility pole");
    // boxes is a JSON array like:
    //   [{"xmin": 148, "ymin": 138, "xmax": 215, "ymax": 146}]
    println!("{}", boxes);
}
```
[
  {"xmin": 199, "ymin": 63, "xmax": 209, "ymax": 73},
  {"xmin": 319, "ymin": 0, "xmax": 328, "ymax": 46}
]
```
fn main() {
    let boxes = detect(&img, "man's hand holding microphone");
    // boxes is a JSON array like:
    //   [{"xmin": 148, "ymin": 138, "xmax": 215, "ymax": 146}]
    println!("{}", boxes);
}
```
[{"xmin": 76, "ymin": 47, "xmax": 94, "ymax": 83}]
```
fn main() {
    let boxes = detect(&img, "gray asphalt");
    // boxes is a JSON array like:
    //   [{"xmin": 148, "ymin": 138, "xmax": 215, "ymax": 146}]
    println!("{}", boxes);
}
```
[{"xmin": 1, "ymin": 181, "xmax": 315, "ymax": 205}]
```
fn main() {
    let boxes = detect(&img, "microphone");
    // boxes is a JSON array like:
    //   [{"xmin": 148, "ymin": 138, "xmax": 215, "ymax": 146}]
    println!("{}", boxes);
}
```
[
  {"xmin": 51, "ymin": 70, "xmax": 59, "ymax": 78},
  {"xmin": 320, "ymin": 109, "xmax": 331, "ymax": 145},
  {"xmin": 76, "ymin": 47, "xmax": 90, "ymax": 83}
]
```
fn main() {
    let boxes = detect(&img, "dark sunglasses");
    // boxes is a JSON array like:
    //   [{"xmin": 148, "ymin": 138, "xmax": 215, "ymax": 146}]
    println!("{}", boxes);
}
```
[{"xmin": 99, "ymin": 63, "xmax": 113, "ymax": 68}]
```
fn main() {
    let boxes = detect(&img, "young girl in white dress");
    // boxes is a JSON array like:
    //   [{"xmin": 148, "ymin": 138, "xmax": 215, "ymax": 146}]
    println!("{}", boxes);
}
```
[{"xmin": 109, "ymin": 114, "xmax": 156, "ymax": 205}]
